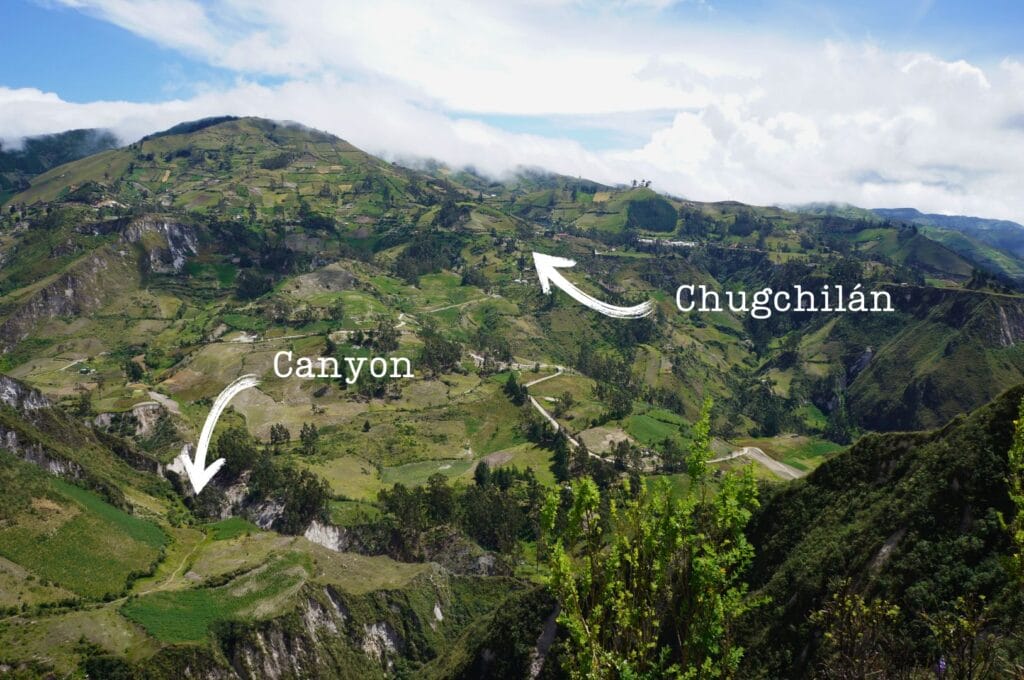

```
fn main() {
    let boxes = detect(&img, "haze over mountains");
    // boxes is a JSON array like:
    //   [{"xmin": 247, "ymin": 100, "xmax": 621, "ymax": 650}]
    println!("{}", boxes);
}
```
[{"xmin": 1, "ymin": 116, "xmax": 1024, "ymax": 677}]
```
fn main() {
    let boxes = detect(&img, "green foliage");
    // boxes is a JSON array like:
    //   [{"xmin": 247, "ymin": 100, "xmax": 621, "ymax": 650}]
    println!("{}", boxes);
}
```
[
  {"xmin": 743, "ymin": 385, "xmax": 1024, "ymax": 676},
  {"xmin": 213, "ymin": 426, "xmax": 259, "ymax": 480},
  {"xmin": 625, "ymin": 196, "xmax": 677, "ymax": 233},
  {"xmin": 921, "ymin": 595, "xmax": 999, "ymax": 680},
  {"xmin": 269, "ymin": 423, "xmax": 290, "ymax": 450},
  {"xmin": 504, "ymin": 373, "xmax": 528, "ymax": 407},
  {"xmin": 809, "ymin": 579, "xmax": 902, "ymax": 679},
  {"xmin": 543, "ymin": 396, "xmax": 761, "ymax": 678},
  {"xmin": 0, "ymin": 455, "xmax": 164, "ymax": 600},
  {"xmin": 247, "ymin": 455, "xmax": 330, "ymax": 534},
  {"xmin": 419, "ymin": 323, "xmax": 463, "ymax": 376},
  {"xmin": 1004, "ymin": 396, "xmax": 1024, "ymax": 586},
  {"xmin": 235, "ymin": 269, "xmax": 273, "ymax": 299},
  {"xmin": 206, "ymin": 517, "xmax": 259, "ymax": 541},
  {"xmin": 121, "ymin": 552, "xmax": 307, "ymax": 642},
  {"xmin": 299, "ymin": 422, "xmax": 320, "ymax": 455},
  {"xmin": 378, "ymin": 466, "xmax": 544, "ymax": 553},
  {"xmin": 394, "ymin": 229, "xmax": 466, "ymax": 283}
]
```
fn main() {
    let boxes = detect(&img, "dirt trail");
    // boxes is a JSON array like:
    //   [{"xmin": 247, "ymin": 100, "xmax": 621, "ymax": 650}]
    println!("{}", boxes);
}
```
[
  {"xmin": 147, "ymin": 390, "xmax": 181, "ymax": 415},
  {"xmin": 710, "ymin": 446, "xmax": 804, "ymax": 480}
]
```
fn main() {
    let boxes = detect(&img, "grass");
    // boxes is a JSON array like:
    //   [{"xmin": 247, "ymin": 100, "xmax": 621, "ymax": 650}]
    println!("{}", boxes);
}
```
[
  {"xmin": 206, "ymin": 517, "xmax": 260, "ymax": 541},
  {"xmin": 0, "ymin": 470, "xmax": 165, "ymax": 600},
  {"xmin": 481, "ymin": 443, "xmax": 557, "ymax": 486},
  {"xmin": 736, "ymin": 435, "xmax": 844, "ymax": 472},
  {"xmin": 624, "ymin": 408, "xmax": 685, "ymax": 447},
  {"xmin": 302, "ymin": 454, "xmax": 384, "ymax": 502},
  {"xmin": 0, "ymin": 607, "xmax": 160, "ymax": 676},
  {"xmin": 382, "ymin": 458, "xmax": 474, "ymax": 487},
  {"xmin": 329, "ymin": 500, "xmax": 382, "ymax": 526},
  {"xmin": 121, "ymin": 552, "xmax": 308, "ymax": 643}
]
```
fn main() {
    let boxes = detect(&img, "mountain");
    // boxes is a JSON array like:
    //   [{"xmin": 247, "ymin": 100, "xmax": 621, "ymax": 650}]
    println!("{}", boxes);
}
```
[
  {"xmin": 0, "ymin": 128, "xmax": 119, "ymax": 204},
  {"xmin": 1, "ymin": 117, "xmax": 1024, "ymax": 676},
  {"xmin": 873, "ymin": 208, "xmax": 1024, "ymax": 260},
  {"xmin": 743, "ymin": 383, "xmax": 1024, "ymax": 677}
]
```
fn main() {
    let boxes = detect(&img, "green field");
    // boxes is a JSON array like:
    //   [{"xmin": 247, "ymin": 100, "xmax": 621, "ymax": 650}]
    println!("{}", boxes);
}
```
[
  {"xmin": 0, "ymin": 460, "xmax": 165, "ymax": 600},
  {"xmin": 122, "ymin": 552, "xmax": 308, "ymax": 642}
]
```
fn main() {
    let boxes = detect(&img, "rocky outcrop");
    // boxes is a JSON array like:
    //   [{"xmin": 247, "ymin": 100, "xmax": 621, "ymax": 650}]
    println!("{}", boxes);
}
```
[
  {"xmin": 303, "ymin": 521, "xmax": 507, "ymax": 576},
  {"xmin": 0, "ymin": 374, "xmax": 50, "ymax": 412},
  {"xmin": 0, "ymin": 426, "xmax": 84, "ymax": 479},
  {"xmin": 0, "ymin": 374, "xmax": 86, "ymax": 479},
  {"xmin": 0, "ymin": 215, "xmax": 197, "ymax": 352},
  {"xmin": 130, "ymin": 401, "xmax": 165, "ymax": 437},
  {"xmin": 123, "ymin": 216, "xmax": 197, "ymax": 273},
  {"xmin": 0, "ymin": 249, "xmax": 126, "ymax": 352}
]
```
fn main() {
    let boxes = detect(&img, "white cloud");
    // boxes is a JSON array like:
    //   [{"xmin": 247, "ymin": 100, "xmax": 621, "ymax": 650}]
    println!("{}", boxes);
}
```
[{"xmin": 5, "ymin": 1, "xmax": 1024, "ymax": 223}]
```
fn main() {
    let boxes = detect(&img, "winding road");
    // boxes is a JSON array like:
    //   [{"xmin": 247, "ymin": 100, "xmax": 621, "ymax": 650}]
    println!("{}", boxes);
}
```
[{"xmin": 709, "ymin": 446, "xmax": 804, "ymax": 480}]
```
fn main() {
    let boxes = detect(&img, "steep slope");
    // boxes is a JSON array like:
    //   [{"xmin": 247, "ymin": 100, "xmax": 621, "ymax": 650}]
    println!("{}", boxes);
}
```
[
  {"xmin": 874, "ymin": 207, "xmax": 1024, "ymax": 260},
  {"xmin": 0, "ymin": 128, "xmax": 119, "ymax": 204},
  {"xmin": 741, "ymin": 385, "xmax": 1024, "ymax": 677}
]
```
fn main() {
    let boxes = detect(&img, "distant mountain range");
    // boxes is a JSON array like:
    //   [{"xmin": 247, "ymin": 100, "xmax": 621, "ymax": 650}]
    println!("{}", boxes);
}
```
[
  {"xmin": 795, "ymin": 202, "xmax": 1024, "ymax": 284},
  {"xmin": 0, "ymin": 128, "xmax": 119, "ymax": 203}
]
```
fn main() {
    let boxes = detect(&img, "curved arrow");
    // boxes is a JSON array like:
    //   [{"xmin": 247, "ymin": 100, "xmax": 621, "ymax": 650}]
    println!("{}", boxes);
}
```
[
  {"xmin": 533, "ymin": 252, "xmax": 655, "ymax": 319},
  {"xmin": 176, "ymin": 374, "xmax": 260, "ymax": 494}
]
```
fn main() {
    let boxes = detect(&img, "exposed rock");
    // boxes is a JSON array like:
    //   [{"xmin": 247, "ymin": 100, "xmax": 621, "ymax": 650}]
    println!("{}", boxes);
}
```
[
  {"xmin": 870, "ymin": 527, "xmax": 907, "ymax": 572},
  {"xmin": 249, "ymin": 500, "xmax": 285, "ymax": 530},
  {"xmin": 361, "ymin": 621, "xmax": 400, "ymax": 669},
  {"xmin": 0, "ymin": 249, "xmax": 132, "ymax": 352},
  {"xmin": 123, "ymin": 216, "xmax": 198, "ymax": 273},
  {"xmin": 130, "ymin": 401, "xmax": 165, "ymax": 437},
  {"xmin": 0, "ymin": 216, "xmax": 197, "ymax": 352},
  {"xmin": 0, "ymin": 427, "xmax": 83, "ymax": 478},
  {"xmin": 0, "ymin": 375, "xmax": 50, "ymax": 411}
]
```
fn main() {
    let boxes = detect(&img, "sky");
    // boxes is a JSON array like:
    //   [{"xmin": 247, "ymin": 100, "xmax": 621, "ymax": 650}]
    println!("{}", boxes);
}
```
[{"xmin": 1, "ymin": 0, "xmax": 1024, "ymax": 221}]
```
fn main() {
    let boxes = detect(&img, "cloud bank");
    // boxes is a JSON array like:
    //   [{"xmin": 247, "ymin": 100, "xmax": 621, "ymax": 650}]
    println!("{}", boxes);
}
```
[{"xmin": 3, "ymin": 0, "xmax": 1024, "ymax": 222}]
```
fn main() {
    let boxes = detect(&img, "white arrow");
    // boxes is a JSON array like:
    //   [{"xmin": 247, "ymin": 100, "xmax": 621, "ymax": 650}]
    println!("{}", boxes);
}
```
[
  {"xmin": 533, "ymin": 252, "xmax": 655, "ymax": 319},
  {"xmin": 176, "ymin": 374, "xmax": 260, "ymax": 494}
]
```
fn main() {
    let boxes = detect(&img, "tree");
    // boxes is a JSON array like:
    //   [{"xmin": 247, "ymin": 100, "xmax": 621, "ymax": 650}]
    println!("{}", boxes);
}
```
[
  {"xmin": 370, "ymin": 317, "xmax": 400, "ymax": 353},
  {"xmin": 328, "ymin": 299, "xmax": 345, "ymax": 326},
  {"xmin": 474, "ymin": 460, "xmax": 491, "ymax": 487},
  {"xmin": 299, "ymin": 422, "xmax": 320, "ymax": 456},
  {"xmin": 504, "ymin": 372, "xmax": 527, "ymax": 406},
  {"xmin": 419, "ymin": 323, "xmax": 462, "ymax": 376},
  {"xmin": 124, "ymin": 359, "xmax": 144, "ymax": 382},
  {"xmin": 922, "ymin": 596, "xmax": 998, "ymax": 680},
  {"xmin": 554, "ymin": 390, "xmax": 575, "ymax": 418},
  {"xmin": 214, "ymin": 426, "xmax": 259, "ymax": 480},
  {"xmin": 1003, "ymin": 395, "xmax": 1024, "ymax": 586},
  {"xmin": 425, "ymin": 473, "xmax": 457, "ymax": 524},
  {"xmin": 76, "ymin": 389, "xmax": 92, "ymax": 417},
  {"xmin": 269, "ymin": 423, "xmax": 290, "ymax": 451},
  {"xmin": 551, "ymin": 433, "xmax": 571, "ymax": 483},
  {"xmin": 362, "ymin": 419, "xmax": 371, "ymax": 432}
]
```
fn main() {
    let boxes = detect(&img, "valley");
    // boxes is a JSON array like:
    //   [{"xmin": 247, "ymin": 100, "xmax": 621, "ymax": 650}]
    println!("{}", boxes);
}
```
[{"xmin": 0, "ymin": 116, "xmax": 1023, "ymax": 677}]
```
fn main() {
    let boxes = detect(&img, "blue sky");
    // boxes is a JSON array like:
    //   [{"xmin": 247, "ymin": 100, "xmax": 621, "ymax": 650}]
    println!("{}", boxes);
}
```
[
  {"xmin": 1, "ymin": 0, "xmax": 1023, "ymax": 221},
  {"xmin": 3, "ymin": 1, "xmax": 1021, "ymax": 111}
]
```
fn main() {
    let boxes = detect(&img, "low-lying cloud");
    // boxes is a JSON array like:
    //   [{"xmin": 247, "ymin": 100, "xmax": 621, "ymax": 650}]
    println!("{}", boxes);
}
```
[{"xmin": 3, "ymin": 1, "xmax": 1024, "ymax": 222}]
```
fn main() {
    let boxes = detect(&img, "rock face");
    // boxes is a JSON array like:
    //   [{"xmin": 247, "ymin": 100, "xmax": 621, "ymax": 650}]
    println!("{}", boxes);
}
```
[
  {"xmin": 131, "ymin": 401, "xmax": 165, "ymax": 437},
  {"xmin": 303, "ymin": 520, "xmax": 507, "ymax": 577},
  {"xmin": 818, "ymin": 285, "xmax": 1024, "ymax": 432},
  {"xmin": 0, "ymin": 373, "xmax": 159, "ymax": 489},
  {"xmin": 0, "ymin": 216, "xmax": 196, "ymax": 351},
  {"xmin": 0, "ymin": 375, "xmax": 50, "ymax": 412},
  {"xmin": 123, "ymin": 216, "xmax": 198, "ymax": 273},
  {"xmin": 0, "ymin": 375, "xmax": 85, "ymax": 479}
]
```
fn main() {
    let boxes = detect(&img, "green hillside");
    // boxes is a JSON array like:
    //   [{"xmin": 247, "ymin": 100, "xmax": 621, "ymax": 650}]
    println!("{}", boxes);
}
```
[{"xmin": 1, "ymin": 117, "xmax": 1024, "ymax": 676}]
